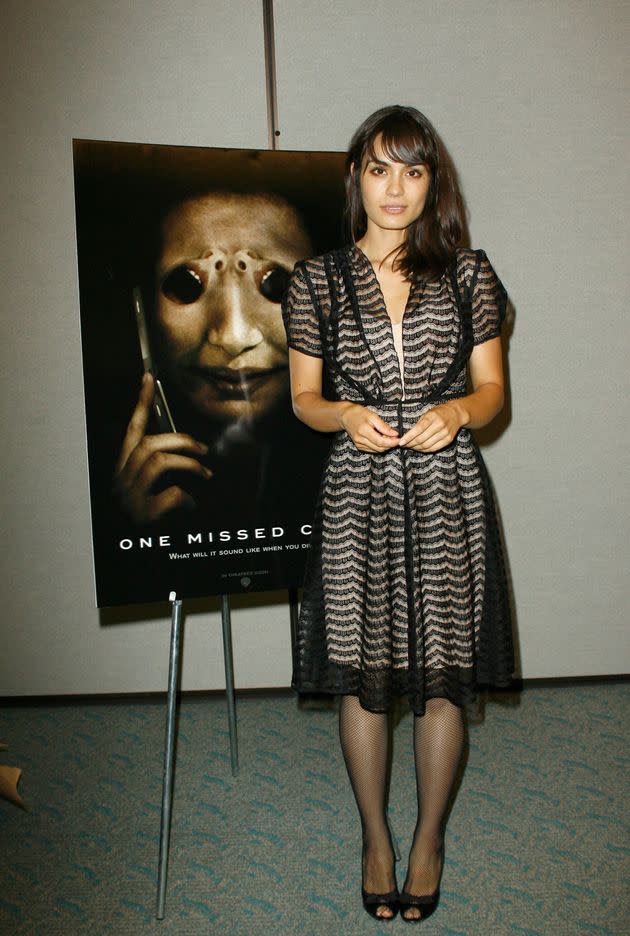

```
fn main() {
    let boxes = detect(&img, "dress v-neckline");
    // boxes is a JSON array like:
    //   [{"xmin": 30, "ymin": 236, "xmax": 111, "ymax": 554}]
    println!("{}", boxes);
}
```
[
  {"xmin": 350, "ymin": 244, "xmax": 417, "ymax": 326},
  {"xmin": 348, "ymin": 244, "xmax": 415, "ymax": 400}
]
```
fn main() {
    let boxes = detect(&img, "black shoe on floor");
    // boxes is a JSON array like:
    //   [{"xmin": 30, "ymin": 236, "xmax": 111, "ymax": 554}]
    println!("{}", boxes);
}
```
[
  {"xmin": 398, "ymin": 842, "xmax": 444, "ymax": 923},
  {"xmin": 361, "ymin": 841, "xmax": 399, "ymax": 921}
]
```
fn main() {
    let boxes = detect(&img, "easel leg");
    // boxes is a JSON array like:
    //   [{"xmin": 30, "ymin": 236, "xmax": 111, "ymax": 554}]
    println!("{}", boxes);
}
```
[
  {"xmin": 156, "ymin": 592, "xmax": 183, "ymax": 920},
  {"xmin": 221, "ymin": 595, "xmax": 238, "ymax": 776}
]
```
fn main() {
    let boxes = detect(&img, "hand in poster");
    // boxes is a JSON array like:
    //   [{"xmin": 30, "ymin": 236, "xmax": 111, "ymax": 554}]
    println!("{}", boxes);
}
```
[{"xmin": 113, "ymin": 373, "xmax": 212, "ymax": 524}]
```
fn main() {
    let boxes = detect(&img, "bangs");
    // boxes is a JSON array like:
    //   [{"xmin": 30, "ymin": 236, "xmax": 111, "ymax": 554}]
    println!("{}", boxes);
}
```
[{"xmin": 363, "ymin": 114, "xmax": 435, "ymax": 168}]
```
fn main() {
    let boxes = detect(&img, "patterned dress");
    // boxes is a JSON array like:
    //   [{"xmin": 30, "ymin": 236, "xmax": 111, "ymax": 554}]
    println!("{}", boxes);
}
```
[{"xmin": 282, "ymin": 244, "xmax": 515, "ymax": 715}]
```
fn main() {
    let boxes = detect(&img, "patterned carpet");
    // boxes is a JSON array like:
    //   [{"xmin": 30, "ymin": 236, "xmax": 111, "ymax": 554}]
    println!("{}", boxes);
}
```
[{"xmin": 0, "ymin": 681, "xmax": 628, "ymax": 935}]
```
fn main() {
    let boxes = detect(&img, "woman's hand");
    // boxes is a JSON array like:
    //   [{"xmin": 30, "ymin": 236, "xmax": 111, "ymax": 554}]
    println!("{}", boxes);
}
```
[
  {"xmin": 340, "ymin": 403, "xmax": 400, "ymax": 452},
  {"xmin": 398, "ymin": 402, "xmax": 464, "ymax": 453},
  {"xmin": 113, "ymin": 373, "xmax": 212, "ymax": 524}
]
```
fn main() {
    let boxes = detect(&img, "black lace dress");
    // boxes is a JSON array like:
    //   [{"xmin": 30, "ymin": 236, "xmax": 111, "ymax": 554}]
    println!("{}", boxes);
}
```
[{"xmin": 282, "ymin": 244, "xmax": 515, "ymax": 715}]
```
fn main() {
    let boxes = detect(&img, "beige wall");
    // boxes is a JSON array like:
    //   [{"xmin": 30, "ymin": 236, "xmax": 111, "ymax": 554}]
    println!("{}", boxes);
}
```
[{"xmin": 1, "ymin": 0, "xmax": 628, "ymax": 694}]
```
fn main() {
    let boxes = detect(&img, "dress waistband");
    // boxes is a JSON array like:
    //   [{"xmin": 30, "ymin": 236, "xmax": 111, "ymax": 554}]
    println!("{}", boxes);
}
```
[{"xmin": 361, "ymin": 390, "xmax": 466, "ymax": 407}]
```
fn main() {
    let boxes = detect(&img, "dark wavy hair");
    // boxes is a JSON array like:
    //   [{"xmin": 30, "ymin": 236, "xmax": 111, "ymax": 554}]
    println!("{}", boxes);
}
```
[{"xmin": 344, "ymin": 105, "xmax": 466, "ymax": 281}]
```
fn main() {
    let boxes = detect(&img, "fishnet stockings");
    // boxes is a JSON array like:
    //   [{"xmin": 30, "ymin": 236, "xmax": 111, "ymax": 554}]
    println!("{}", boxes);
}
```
[
  {"xmin": 339, "ymin": 695, "xmax": 396, "ymax": 918},
  {"xmin": 339, "ymin": 694, "xmax": 464, "ymax": 921},
  {"xmin": 403, "ymin": 696, "xmax": 464, "ymax": 919}
]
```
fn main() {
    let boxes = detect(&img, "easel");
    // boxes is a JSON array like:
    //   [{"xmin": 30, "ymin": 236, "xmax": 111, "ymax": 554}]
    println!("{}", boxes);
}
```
[
  {"xmin": 156, "ymin": 588, "xmax": 299, "ymax": 917},
  {"xmin": 156, "ymin": 591, "xmax": 241, "ymax": 919}
]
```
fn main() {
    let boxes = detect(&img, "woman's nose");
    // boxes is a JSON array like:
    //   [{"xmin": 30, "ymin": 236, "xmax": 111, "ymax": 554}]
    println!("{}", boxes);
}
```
[
  {"xmin": 386, "ymin": 173, "xmax": 404, "ymax": 196},
  {"xmin": 204, "ymin": 250, "xmax": 264, "ymax": 357}
]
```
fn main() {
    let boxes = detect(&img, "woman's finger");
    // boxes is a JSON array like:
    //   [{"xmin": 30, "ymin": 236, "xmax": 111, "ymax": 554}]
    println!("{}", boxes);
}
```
[
  {"xmin": 406, "ymin": 426, "xmax": 452, "ymax": 452},
  {"xmin": 398, "ymin": 412, "xmax": 434, "ymax": 447},
  {"xmin": 357, "ymin": 426, "xmax": 400, "ymax": 451},
  {"xmin": 411, "ymin": 422, "xmax": 444, "ymax": 447},
  {"xmin": 400, "ymin": 408, "xmax": 456, "ymax": 448},
  {"xmin": 367, "ymin": 413, "xmax": 399, "ymax": 438}
]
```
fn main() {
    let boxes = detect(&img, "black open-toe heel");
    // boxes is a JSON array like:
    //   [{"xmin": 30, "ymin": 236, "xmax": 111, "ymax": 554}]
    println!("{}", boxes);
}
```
[
  {"xmin": 398, "ymin": 885, "xmax": 440, "ymax": 923},
  {"xmin": 362, "ymin": 883, "xmax": 400, "ymax": 921},
  {"xmin": 398, "ymin": 842, "xmax": 444, "ymax": 923},
  {"xmin": 361, "ymin": 840, "xmax": 399, "ymax": 921}
]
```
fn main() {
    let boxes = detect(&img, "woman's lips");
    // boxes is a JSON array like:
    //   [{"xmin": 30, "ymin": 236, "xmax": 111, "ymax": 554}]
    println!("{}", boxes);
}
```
[
  {"xmin": 190, "ymin": 365, "xmax": 287, "ymax": 399},
  {"xmin": 381, "ymin": 204, "xmax": 406, "ymax": 214}
]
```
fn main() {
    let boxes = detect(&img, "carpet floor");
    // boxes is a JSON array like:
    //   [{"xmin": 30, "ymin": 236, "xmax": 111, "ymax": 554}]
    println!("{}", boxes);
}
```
[{"xmin": 0, "ymin": 681, "xmax": 628, "ymax": 935}]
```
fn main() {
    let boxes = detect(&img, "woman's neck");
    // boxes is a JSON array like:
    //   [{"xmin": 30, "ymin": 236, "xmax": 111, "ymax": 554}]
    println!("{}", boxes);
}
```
[{"xmin": 355, "ymin": 226, "xmax": 406, "ymax": 270}]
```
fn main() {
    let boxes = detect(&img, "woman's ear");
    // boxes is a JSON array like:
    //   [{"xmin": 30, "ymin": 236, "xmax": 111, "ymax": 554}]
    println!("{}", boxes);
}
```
[{"xmin": 349, "ymin": 161, "xmax": 355, "ymax": 177}]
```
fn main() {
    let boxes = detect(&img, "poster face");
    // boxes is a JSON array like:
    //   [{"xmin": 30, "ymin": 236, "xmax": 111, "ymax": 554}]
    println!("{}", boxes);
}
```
[{"xmin": 73, "ymin": 140, "xmax": 345, "ymax": 607}]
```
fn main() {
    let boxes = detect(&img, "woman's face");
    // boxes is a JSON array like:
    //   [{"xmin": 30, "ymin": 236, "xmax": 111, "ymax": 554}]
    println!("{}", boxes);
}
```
[
  {"xmin": 154, "ymin": 193, "xmax": 312, "ymax": 425},
  {"xmin": 358, "ymin": 135, "xmax": 431, "ymax": 234}
]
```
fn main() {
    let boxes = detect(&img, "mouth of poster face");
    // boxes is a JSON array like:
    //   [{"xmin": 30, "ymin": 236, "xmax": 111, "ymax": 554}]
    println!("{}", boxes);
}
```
[
  {"xmin": 187, "ymin": 364, "xmax": 289, "ymax": 400},
  {"xmin": 181, "ymin": 364, "xmax": 289, "ymax": 420}
]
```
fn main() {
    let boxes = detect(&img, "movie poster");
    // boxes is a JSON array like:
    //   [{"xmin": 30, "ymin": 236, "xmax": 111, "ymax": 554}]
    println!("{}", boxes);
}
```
[{"xmin": 73, "ymin": 140, "xmax": 345, "ymax": 607}]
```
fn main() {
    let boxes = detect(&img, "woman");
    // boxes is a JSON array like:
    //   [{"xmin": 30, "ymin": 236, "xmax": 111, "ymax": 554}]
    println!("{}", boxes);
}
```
[{"xmin": 282, "ymin": 105, "xmax": 515, "ymax": 922}]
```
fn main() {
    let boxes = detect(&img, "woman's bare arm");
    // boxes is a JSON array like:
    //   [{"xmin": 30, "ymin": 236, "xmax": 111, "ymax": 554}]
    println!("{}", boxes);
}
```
[
  {"xmin": 451, "ymin": 335, "xmax": 505, "ymax": 429},
  {"xmin": 288, "ymin": 348, "xmax": 400, "ymax": 452}
]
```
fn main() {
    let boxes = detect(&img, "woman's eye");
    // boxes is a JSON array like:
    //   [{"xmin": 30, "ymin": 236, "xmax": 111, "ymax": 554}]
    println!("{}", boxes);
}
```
[
  {"xmin": 259, "ymin": 266, "xmax": 290, "ymax": 303},
  {"xmin": 161, "ymin": 266, "xmax": 204, "ymax": 304}
]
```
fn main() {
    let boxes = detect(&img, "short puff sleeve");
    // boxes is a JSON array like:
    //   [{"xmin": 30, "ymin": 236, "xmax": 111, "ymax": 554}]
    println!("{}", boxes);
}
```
[
  {"xmin": 281, "ymin": 264, "xmax": 323, "ymax": 359},
  {"xmin": 470, "ymin": 250, "xmax": 508, "ymax": 345}
]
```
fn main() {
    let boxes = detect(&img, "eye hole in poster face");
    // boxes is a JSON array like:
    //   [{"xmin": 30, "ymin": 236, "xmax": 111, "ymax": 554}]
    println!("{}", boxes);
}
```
[
  {"xmin": 161, "ymin": 266, "xmax": 204, "ymax": 304},
  {"xmin": 259, "ymin": 265, "xmax": 290, "ymax": 302}
]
